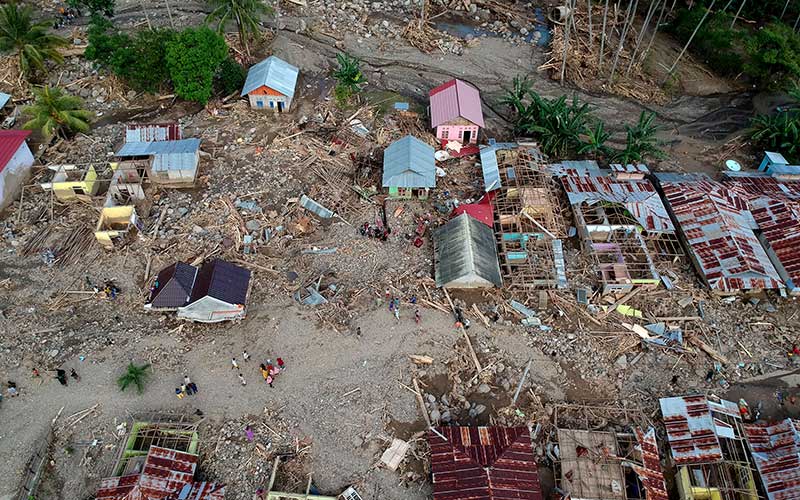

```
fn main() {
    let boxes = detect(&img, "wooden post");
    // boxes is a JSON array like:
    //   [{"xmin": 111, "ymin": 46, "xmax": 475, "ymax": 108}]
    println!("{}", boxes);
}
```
[
  {"xmin": 665, "ymin": 0, "xmax": 716, "ymax": 77},
  {"xmin": 626, "ymin": 0, "xmax": 657, "ymax": 76},
  {"xmin": 730, "ymin": 0, "xmax": 746, "ymax": 28},
  {"xmin": 588, "ymin": 0, "xmax": 594, "ymax": 48},
  {"xmin": 560, "ymin": 0, "xmax": 574, "ymax": 85},
  {"xmin": 599, "ymin": 0, "xmax": 610, "ymax": 68},
  {"xmin": 164, "ymin": 0, "xmax": 175, "ymax": 29},
  {"xmin": 608, "ymin": 0, "xmax": 638, "ymax": 83},
  {"xmin": 512, "ymin": 358, "xmax": 534, "ymax": 405},
  {"xmin": 412, "ymin": 377, "xmax": 432, "ymax": 427},
  {"xmin": 640, "ymin": 0, "xmax": 668, "ymax": 66}
]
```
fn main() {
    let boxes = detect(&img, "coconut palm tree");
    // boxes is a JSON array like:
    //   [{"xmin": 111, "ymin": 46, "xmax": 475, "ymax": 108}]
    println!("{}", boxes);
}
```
[
  {"xmin": 117, "ymin": 363, "xmax": 151, "ymax": 394},
  {"xmin": 206, "ymin": 0, "xmax": 272, "ymax": 55},
  {"xmin": 22, "ymin": 86, "xmax": 93, "ymax": 139},
  {"xmin": 0, "ymin": 3, "xmax": 68, "ymax": 80}
]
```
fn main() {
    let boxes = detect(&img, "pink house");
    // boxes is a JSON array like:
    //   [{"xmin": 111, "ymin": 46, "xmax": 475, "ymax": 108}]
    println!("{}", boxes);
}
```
[{"xmin": 429, "ymin": 79, "xmax": 485, "ymax": 146}]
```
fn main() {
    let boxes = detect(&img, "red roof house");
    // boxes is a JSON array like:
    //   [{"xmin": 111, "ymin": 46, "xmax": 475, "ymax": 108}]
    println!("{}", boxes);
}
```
[
  {"xmin": 0, "ymin": 130, "xmax": 34, "ymax": 213},
  {"xmin": 429, "ymin": 79, "xmax": 485, "ymax": 146},
  {"xmin": 428, "ymin": 426, "xmax": 542, "ymax": 500},
  {"xmin": 96, "ymin": 446, "xmax": 225, "ymax": 500}
]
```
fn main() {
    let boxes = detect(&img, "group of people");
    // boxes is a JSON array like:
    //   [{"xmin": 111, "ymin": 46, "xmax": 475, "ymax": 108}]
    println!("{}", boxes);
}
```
[
  {"xmin": 175, "ymin": 375, "xmax": 199, "ymax": 399},
  {"xmin": 231, "ymin": 351, "xmax": 286, "ymax": 388},
  {"xmin": 386, "ymin": 291, "xmax": 422, "ymax": 324},
  {"xmin": 2, "ymin": 366, "xmax": 80, "ymax": 401}
]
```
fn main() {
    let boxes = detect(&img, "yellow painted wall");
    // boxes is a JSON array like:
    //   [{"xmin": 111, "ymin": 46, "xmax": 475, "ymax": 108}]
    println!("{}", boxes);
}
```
[{"xmin": 52, "ymin": 166, "xmax": 99, "ymax": 200}]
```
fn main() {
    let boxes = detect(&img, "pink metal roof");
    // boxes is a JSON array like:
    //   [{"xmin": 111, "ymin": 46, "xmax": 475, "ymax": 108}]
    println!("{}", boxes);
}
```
[
  {"xmin": 559, "ymin": 168, "xmax": 674, "ymax": 232},
  {"xmin": 659, "ymin": 395, "xmax": 741, "ymax": 465},
  {"xmin": 632, "ymin": 427, "xmax": 669, "ymax": 500},
  {"xmin": 744, "ymin": 419, "xmax": 800, "ymax": 500},
  {"xmin": 96, "ymin": 446, "xmax": 225, "ymax": 500},
  {"xmin": 428, "ymin": 426, "xmax": 542, "ymax": 500},
  {"xmin": 429, "ymin": 79, "xmax": 485, "ymax": 129},
  {"xmin": 0, "ymin": 130, "xmax": 31, "ymax": 174},
  {"xmin": 660, "ymin": 176, "xmax": 784, "ymax": 292}
]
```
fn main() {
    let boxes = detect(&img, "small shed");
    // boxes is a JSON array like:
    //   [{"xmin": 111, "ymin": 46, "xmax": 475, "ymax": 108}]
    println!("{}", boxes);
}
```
[
  {"xmin": 382, "ymin": 135, "xmax": 436, "ymax": 199},
  {"xmin": 146, "ymin": 262, "xmax": 198, "ymax": 310},
  {"xmin": 177, "ymin": 259, "xmax": 251, "ymax": 323},
  {"xmin": 429, "ymin": 79, "xmax": 484, "ymax": 146},
  {"xmin": 0, "ymin": 130, "xmax": 34, "ymax": 213},
  {"xmin": 241, "ymin": 56, "xmax": 299, "ymax": 112},
  {"xmin": 116, "ymin": 138, "xmax": 201, "ymax": 186},
  {"xmin": 434, "ymin": 212, "xmax": 502, "ymax": 288},
  {"xmin": 125, "ymin": 122, "xmax": 182, "ymax": 143}
]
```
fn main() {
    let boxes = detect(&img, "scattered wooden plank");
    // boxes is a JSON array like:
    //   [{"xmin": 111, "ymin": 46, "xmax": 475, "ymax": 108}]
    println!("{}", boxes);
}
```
[
  {"xmin": 471, "ymin": 303, "xmax": 490, "ymax": 329},
  {"xmin": 408, "ymin": 354, "xmax": 433, "ymax": 365},
  {"xmin": 412, "ymin": 378, "xmax": 432, "ymax": 428},
  {"xmin": 687, "ymin": 335, "xmax": 729, "ymax": 365},
  {"xmin": 655, "ymin": 316, "xmax": 702, "ymax": 322},
  {"xmin": 599, "ymin": 288, "xmax": 642, "ymax": 319}
]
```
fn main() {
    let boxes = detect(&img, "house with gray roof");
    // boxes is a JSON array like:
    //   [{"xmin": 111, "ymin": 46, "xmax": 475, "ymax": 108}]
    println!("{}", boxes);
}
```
[
  {"xmin": 241, "ymin": 55, "xmax": 299, "ymax": 112},
  {"xmin": 382, "ymin": 135, "xmax": 436, "ymax": 199},
  {"xmin": 116, "ymin": 138, "xmax": 201, "ymax": 186},
  {"xmin": 434, "ymin": 213, "xmax": 502, "ymax": 288}
]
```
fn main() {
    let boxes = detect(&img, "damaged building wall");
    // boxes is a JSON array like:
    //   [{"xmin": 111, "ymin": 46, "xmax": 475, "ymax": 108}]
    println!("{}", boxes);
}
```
[{"xmin": 0, "ymin": 132, "xmax": 34, "ymax": 214}]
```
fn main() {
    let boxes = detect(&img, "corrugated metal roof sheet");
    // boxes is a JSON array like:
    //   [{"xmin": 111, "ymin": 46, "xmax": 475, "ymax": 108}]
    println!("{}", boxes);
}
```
[
  {"xmin": 382, "ymin": 135, "xmax": 436, "ymax": 188},
  {"xmin": 434, "ymin": 213, "xmax": 502, "ymax": 288},
  {"xmin": 632, "ymin": 427, "xmax": 669, "ymax": 500},
  {"xmin": 480, "ymin": 146, "xmax": 501, "ymax": 191},
  {"xmin": 744, "ymin": 418, "xmax": 800, "ymax": 500},
  {"xmin": 96, "ymin": 446, "xmax": 225, "ymax": 500},
  {"xmin": 241, "ymin": 55, "xmax": 299, "ymax": 98},
  {"xmin": 0, "ymin": 130, "xmax": 31, "ymax": 174},
  {"xmin": 299, "ymin": 194, "xmax": 334, "ymax": 218},
  {"xmin": 429, "ymin": 79, "xmax": 485, "ymax": 129},
  {"xmin": 117, "ymin": 138, "xmax": 200, "ymax": 157},
  {"xmin": 0, "ymin": 92, "xmax": 11, "ymax": 109},
  {"xmin": 659, "ymin": 395, "xmax": 740, "ymax": 465},
  {"xmin": 190, "ymin": 259, "xmax": 251, "ymax": 305},
  {"xmin": 428, "ymin": 426, "xmax": 542, "ymax": 500},
  {"xmin": 126, "ymin": 123, "xmax": 181, "ymax": 143},
  {"xmin": 657, "ymin": 172, "xmax": 785, "ymax": 292},
  {"xmin": 554, "ymin": 164, "xmax": 674, "ymax": 232}
]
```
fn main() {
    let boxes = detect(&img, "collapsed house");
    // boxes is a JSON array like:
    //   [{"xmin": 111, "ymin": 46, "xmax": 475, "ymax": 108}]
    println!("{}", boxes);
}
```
[
  {"xmin": 116, "ymin": 138, "xmax": 201, "ymax": 187},
  {"xmin": 427, "ymin": 426, "xmax": 543, "ymax": 500},
  {"xmin": 95, "ymin": 205, "xmax": 143, "ymax": 249},
  {"xmin": 743, "ymin": 418, "xmax": 800, "ymax": 500},
  {"xmin": 481, "ymin": 144, "xmax": 568, "ymax": 288},
  {"xmin": 382, "ymin": 135, "xmax": 436, "ymax": 199},
  {"xmin": 429, "ymin": 78, "xmax": 484, "ymax": 149},
  {"xmin": 657, "ymin": 157, "xmax": 800, "ymax": 294},
  {"xmin": 96, "ymin": 415, "xmax": 224, "ymax": 500},
  {"xmin": 241, "ymin": 55, "xmax": 300, "ymax": 112},
  {"xmin": 551, "ymin": 161, "xmax": 680, "ymax": 294},
  {"xmin": 147, "ymin": 260, "xmax": 252, "ymax": 323},
  {"xmin": 433, "ymin": 211, "xmax": 502, "ymax": 288},
  {"xmin": 0, "ymin": 130, "xmax": 34, "ymax": 213},
  {"xmin": 39, "ymin": 164, "xmax": 100, "ymax": 201},
  {"xmin": 659, "ymin": 395, "xmax": 759, "ymax": 500}
]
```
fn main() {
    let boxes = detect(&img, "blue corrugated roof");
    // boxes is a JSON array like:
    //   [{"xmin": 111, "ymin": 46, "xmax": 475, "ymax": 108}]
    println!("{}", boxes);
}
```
[
  {"xmin": 382, "ymin": 135, "xmax": 436, "ymax": 188},
  {"xmin": 480, "ymin": 146, "xmax": 500, "ymax": 191},
  {"xmin": 241, "ymin": 56, "xmax": 299, "ymax": 98},
  {"xmin": 117, "ymin": 138, "xmax": 201, "ymax": 157},
  {"xmin": 0, "ymin": 92, "xmax": 11, "ymax": 109}
]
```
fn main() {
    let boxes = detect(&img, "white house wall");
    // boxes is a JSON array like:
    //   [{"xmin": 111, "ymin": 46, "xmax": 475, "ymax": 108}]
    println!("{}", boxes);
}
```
[
  {"xmin": 177, "ymin": 296, "xmax": 246, "ymax": 323},
  {"xmin": 0, "ymin": 142, "xmax": 34, "ymax": 213}
]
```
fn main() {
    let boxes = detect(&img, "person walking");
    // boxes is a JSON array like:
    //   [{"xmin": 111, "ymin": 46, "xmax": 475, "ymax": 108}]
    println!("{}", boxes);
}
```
[
  {"xmin": 55, "ymin": 369, "xmax": 68, "ymax": 386},
  {"xmin": 242, "ymin": 350, "xmax": 251, "ymax": 362},
  {"xmin": 260, "ymin": 363, "xmax": 270, "ymax": 382},
  {"xmin": 6, "ymin": 381, "xmax": 18, "ymax": 397},
  {"xmin": 415, "ymin": 308, "xmax": 421, "ymax": 324},
  {"xmin": 238, "ymin": 372, "xmax": 247, "ymax": 386},
  {"xmin": 183, "ymin": 376, "xmax": 194, "ymax": 395},
  {"xmin": 70, "ymin": 368, "xmax": 81, "ymax": 382},
  {"xmin": 231, "ymin": 358, "xmax": 239, "ymax": 370},
  {"xmin": 265, "ymin": 373, "xmax": 274, "ymax": 388}
]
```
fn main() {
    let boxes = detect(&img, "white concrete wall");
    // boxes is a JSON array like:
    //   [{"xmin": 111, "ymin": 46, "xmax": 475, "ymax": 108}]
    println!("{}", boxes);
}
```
[
  {"xmin": 0, "ymin": 142, "xmax": 34, "ymax": 213},
  {"xmin": 177, "ymin": 296, "xmax": 246, "ymax": 323}
]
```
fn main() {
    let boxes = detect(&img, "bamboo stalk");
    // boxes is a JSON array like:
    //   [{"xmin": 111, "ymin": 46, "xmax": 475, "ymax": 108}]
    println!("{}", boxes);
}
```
[
  {"xmin": 608, "ymin": 0, "xmax": 638, "ymax": 83},
  {"xmin": 588, "ymin": 0, "xmax": 594, "ymax": 47},
  {"xmin": 560, "ymin": 0, "xmax": 575, "ymax": 85},
  {"xmin": 730, "ymin": 0, "xmax": 746, "ymax": 29},
  {"xmin": 626, "ymin": 0, "xmax": 658, "ymax": 76},
  {"xmin": 599, "ymin": 0, "xmax": 610, "ymax": 68},
  {"xmin": 640, "ymin": 0, "xmax": 668, "ymax": 65},
  {"xmin": 666, "ymin": 0, "xmax": 716, "ymax": 76}
]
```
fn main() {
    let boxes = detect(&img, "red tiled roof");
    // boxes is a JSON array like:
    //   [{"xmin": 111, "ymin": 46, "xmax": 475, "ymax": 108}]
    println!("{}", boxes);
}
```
[
  {"xmin": 659, "ymin": 395, "xmax": 741, "ymax": 465},
  {"xmin": 744, "ymin": 418, "xmax": 800, "ymax": 500},
  {"xmin": 429, "ymin": 79, "xmax": 485, "ymax": 129},
  {"xmin": 428, "ymin": 426, "xmax": 542, "ymax": 500},
  {"xmin": 96, "ymin": 446, "xmax": 225, "ymax": 500},
  {"xmin": 632, "ymin": 427, "xmax": 669, "ymax": 500},
  {"xmin": 0, "ymin": 130, "xmax": 31, "ymax": 174}
]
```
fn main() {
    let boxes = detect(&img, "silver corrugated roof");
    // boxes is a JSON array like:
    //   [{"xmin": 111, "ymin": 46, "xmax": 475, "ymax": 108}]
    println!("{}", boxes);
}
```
[
  {"xmin": 382, "ymin": 135, "xmax": 436, "ymax": 188},
  {"xmin": 241, "ymin": 56, "xmax": 299, "ymax": 98},
  {"xmin": 0, "ymin": 92, "xmax": 11, "ymax": 109},
  {"xmin": 434, "ymin": 213, "xmax": 502, "ymax": 288},
  {"xmin": 480, "ymin": 146, "xmax": 500, "ymax": 191},
  {"xmin": 116, "ymin": 138, "xmax": 201, "ymax": 157}
]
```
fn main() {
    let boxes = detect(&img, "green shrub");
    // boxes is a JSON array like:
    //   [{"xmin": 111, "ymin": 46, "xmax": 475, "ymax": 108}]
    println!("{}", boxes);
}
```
[
  {"xmin": 166, "ymin": 27, "xmax": 228, "ymax": 104},
  {"xmin": 216, "ymin": 57, "xmax": 246, "ymax": 95},
  {"xmin": 332, "ymin": 52, "xmax": 366, "ymax": 105},
  {"xmin": 750, "ymin": 111, "xmax": 800, "ymax": 162},
  {"xmin": 68, "ymin": 0, "xmax": 115, "ymax": 17},
  {"xmin": 670, "ymin": 9, "xmax": 743, "ymax": 76},
  {"xmin": 85, "ymin": 16, "xmax": 127, "ymax": 68},
  {"xmin": 745, "ymin": 22, "xmax": 800, "ymax": 89}
]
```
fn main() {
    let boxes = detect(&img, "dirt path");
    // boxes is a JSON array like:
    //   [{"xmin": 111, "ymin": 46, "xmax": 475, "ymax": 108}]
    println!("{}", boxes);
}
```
[{"xmin": 0, "ymin": 300, "xmax": 564, "ymax": 500}]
